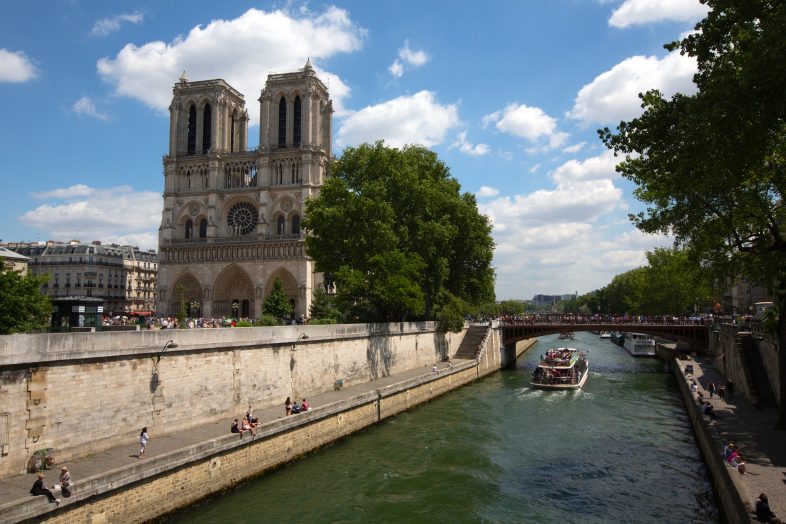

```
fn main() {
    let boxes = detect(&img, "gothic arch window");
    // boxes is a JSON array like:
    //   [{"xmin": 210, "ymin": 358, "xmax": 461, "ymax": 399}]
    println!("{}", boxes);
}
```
[
  {"xmin": 202, "ymin": 103, "xmax": 212, "ymax": 153},
  {"xmin": 230, "ymin": 110, "xmax": 237, "ymax": 152},
  {"xmin": 199, "ymin": 218, "xmax": 207, "ymax": 238},
  {"xmin": 185, "ymin": 219, "xmax": 193, "ymax": 239},
  {"xmin": 292, "ymin": 214, "xmax": 300, "ymax": 235},
  {"xmin": 187, "ymin": 104, "xmax": 197, "ymax": 155},
  {"xmin": 277, "ymin": 215, "xmax": 286, "ymax": 235},
  {"xmin": 294, "ymin": 95, "xmax": 302, "ymax": 147},
  {"xmin": 278, "ymin": 96, "xmax": 286, "ymax": 147}
]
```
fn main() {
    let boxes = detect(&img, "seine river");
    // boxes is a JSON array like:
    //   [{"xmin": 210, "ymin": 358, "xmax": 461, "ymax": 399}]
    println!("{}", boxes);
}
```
[{"xmin": 168, "ymin": 332, "xmax": 717, "ymax": 523}]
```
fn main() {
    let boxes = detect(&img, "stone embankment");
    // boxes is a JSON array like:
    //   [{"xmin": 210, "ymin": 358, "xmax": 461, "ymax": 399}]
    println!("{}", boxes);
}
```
[
  {"xmin": 659, "ymin": 343, "xmax": 785, "ymax": 524},
  {"xmin": 0, "ymin": 323, "xmax": 534, "ymax": 523}
]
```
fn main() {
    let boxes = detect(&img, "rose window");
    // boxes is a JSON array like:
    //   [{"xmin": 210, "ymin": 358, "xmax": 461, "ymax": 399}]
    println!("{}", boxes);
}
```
[{"xmin": 227, "ymin": 202, "xmax": 258, "ymax": 235}]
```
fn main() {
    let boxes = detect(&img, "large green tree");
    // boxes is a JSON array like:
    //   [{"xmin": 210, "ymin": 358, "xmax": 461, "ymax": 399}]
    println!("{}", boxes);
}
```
[
  {"xmin": 262, "ymin": 277, "xmax": 293, "ymax": 321},
  {"xmin": 600, "ymin": 0, "xmax": 786, "ymax": 427},
  {"xmin": 303, "ymin": 142, "xmax": 496, "ymax": 328},
  {"xmin": 0, "ymin": 267, "xmax": 51, "ymax": 334}
]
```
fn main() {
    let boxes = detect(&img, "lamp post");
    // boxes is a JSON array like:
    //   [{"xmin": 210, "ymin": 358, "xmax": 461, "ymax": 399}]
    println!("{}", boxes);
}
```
[
  {"xmin": 157, "ymin": 339, "xmax": 178, "ymax": 363},
  {"xmin": 232, "ymin": 302, "xmax": 239, "ymax": 319},
  {"xmin": 190, "ymin": 301, "xmax": 200, "ymax": 318}
]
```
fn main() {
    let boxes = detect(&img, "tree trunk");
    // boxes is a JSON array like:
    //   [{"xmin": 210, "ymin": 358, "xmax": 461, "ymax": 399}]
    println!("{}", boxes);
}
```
[{"xmin": 775, "ymin": 284, "xmax": 786, "ymax": 430}]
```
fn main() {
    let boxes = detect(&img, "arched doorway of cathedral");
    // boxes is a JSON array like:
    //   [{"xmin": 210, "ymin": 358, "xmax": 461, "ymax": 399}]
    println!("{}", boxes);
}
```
[
  {"xmin": 265, "ymin": 268, "xmax": 300, "ymax": 317},
  {"xmin": 171, "ymin": 273, "xmax": 203, "ymax": 317},
  {"xmin": 213, "ymin": 264, "xmax": 254, "ymax": 319}
]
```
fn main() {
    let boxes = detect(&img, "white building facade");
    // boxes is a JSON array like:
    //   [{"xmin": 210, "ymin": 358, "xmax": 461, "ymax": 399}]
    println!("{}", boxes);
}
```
[{"xmin": 157, "ymin": 61, "xmax": 332, "ymax": 319}]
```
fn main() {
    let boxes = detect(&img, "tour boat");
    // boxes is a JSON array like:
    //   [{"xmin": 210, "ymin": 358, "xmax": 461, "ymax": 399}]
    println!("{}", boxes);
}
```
[
  {"xmin": 531, "ymin": 347, "xmax": 589, "ymax": 390},
  {"xmin": 610, "ymin": 332, "xmax": 625, "ymax": 346},
  {"xmin": 599, "ymin": 331, "xmax": 612, "ymax": 338},
  {"xmin": 558, "ymin": 331, "xmax": 575, "ymax": 340},
  {"xmin": 623, "ymin": 332, "xmax": 656, "ymax": 357}
]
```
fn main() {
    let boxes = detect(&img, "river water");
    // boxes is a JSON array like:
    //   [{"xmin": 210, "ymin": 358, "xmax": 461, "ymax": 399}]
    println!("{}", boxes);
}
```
[{"xmin": 168, "ymin": 332, "xmax": 717, "ymax": 523}]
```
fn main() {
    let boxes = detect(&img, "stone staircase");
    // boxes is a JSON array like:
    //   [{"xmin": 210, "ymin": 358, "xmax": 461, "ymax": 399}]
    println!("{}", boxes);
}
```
[
  {"xmin": 740, "ymin": 335, "xmax": 777, "ymax": 407},
  {"xmin": 454, "ymin": 324, "xmax": 489, "ymax": 360}
]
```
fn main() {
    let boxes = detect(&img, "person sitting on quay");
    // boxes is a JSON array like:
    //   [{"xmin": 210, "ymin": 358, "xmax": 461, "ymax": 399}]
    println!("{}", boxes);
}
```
[
  {"xmin": 723, "ymin": 442, "xmax": 736, "ymax": 462},
  {"xmin": 231, "ymin": 418, "xmax": 242, "ymax": 437},
  {"xmin": 755, "ymin": 493, "xmax": 779, "ymax": 523},
  {"xmin": 701, "ymin": 401, "xmax": 717, "ymax": 419},
  {"xmin": 301, "ymin": 398, "xmax": 310, "ymax": 412},
  {"xmin": 30, "ymin": 472, "xmax": 60, "ymax": 505},
  {"xmin": 242, "ymin": 416, "xmax": 257, "ymax": 436}
]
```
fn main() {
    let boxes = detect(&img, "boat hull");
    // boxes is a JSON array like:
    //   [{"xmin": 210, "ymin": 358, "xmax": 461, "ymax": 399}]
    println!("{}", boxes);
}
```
[
  {"xmin": 623, "ymin": 333, "xmax": 656, "ymax": 357},
  {"xmin": 530, "ymin": 367, "xmax": 589, "ymax": 390}
]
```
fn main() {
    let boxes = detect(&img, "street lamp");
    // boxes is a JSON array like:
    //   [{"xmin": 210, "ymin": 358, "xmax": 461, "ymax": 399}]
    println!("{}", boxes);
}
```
[
  {"xmin": 232, "ymin": 302, "xmax": 239, "ymax": 319},
  {"xmin": 190, "ymin": 301, "xmax": 200, "ymax": 317},
  {"xmin": 157, "ymin": 339, "xmax": 178, "ymax": 363}
]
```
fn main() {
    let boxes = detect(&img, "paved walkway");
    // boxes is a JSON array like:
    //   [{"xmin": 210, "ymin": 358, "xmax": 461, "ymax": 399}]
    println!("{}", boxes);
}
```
[
  {"xmin": 682, "ymin": 356, "xmax": 786, "ymax": 521},
  {"xmin": 2, "ymin": 355, "xmax": 783, "ymax": 522},
  {"xmin": 0, "ymin": 360, "xmax": 459, "ymax": 515}
]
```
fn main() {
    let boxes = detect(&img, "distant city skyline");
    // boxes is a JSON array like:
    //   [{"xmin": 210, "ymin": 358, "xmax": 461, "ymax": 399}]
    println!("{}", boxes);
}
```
[{"xmin": 0, "ymin": 0, "xmax": 709, "ymax": 299}]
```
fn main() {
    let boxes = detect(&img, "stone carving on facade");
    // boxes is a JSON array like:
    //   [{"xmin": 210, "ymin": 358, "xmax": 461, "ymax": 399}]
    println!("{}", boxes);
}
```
[
  {"xmin": 188, "ymin": 202, "xmax": 200, "ymax": 216},
  {"xmin": 280, "ymin": 198, "xmax": 292, "ymax": 212}
]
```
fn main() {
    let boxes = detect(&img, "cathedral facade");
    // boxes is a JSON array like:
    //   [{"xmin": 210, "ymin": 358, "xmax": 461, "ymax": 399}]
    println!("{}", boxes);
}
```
[{"xmin": 156, "ymin": 61, "xmax": 331, "ymax": 319}]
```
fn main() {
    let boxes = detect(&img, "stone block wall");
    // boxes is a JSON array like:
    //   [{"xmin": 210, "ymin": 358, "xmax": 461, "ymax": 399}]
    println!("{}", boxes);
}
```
[{"xmin": 0, "ymin": 323, "xmax": 462, "ymax": 477}]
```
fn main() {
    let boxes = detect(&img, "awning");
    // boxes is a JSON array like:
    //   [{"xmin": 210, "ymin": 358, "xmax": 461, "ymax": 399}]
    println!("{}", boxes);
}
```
[{"xmin": 131, "ymin": 311, "xmax": 154, "ymax": 316}]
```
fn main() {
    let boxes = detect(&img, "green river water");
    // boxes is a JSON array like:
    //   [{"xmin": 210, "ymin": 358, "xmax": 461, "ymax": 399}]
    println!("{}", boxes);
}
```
[{"xmin": 167, "ymin": 331, "xmax": 717, "ymax": 523}]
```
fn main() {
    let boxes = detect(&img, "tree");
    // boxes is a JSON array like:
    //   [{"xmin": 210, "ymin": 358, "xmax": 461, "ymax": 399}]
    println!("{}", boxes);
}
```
[
  {"xmin": 263, "ymin": 277, "xmax": 293, "ymax": 321},
  {"xmin": 303, "ymin": 142, "xmax": 496, "ymax": 329},
  {"xmin": 600, "ymin": 0, "xmax": 786, "ymax": 428},
  {"xmin": 309, "ymin": 287, "xmax": 341, "ymax": 323},
  {"xmin": 0, "ymin": 267, "xmax": 51, "ymax": 334}
]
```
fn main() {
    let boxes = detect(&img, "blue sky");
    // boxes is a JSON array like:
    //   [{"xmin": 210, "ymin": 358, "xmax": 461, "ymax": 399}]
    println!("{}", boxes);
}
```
[{"xmin": 0, "ymin": 0, "xmax": 709, "ymax": 300}]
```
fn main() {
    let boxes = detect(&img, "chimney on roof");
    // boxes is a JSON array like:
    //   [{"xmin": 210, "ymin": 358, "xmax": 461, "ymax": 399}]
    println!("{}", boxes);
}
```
[{"xmin": 92, "ymin": 240, "xmax": 102, "ymax": 245}]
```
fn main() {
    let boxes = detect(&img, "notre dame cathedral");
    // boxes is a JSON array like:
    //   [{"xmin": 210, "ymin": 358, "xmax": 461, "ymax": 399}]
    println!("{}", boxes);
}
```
[{"xmin": 156, "ymin": 60, "xmax": 331, "ymax": 319}]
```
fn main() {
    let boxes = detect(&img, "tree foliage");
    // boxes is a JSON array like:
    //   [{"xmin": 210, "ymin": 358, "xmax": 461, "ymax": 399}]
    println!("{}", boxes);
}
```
[
  {"xmin": 309, "ymin": 287, "xmax": 341, "ymax": 323},
  {"xmin": 303, "ymin": 142, "xmax": 496, "ymax": 329},
  {"xmin": 262, "ymin": 277, "xmax": 293, "ymax": 321},
  {"xmin": 0, "ymin": 267, "xmax": 51, "ymax": 334},
  {"xmin": 599, "ymin": 0, "xmax": 786, "ymax": 427}
]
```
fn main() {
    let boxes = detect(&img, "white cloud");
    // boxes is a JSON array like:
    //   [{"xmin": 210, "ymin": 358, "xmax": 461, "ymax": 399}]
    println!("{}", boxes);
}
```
[
  {"xmin": 336, "ymin": 91, "xmax": 459, "ymax": 148},
  {"xmin": 550, "ymin": 150, "xmax": 619, "ymax": 185},
  {"xmin": 32, "ymin": 184, "xmax": 95, "ymax": 199},
  {"xmin": 567, "ymin": 51, "xmax": 697, "ymax": 125},
  {"xmin": 19, "ymin": 185, "xmax": 161, "ymax": 250},
  {"xmin": 609, "ymin": 0, "xmax": 709, "ymax": 28},
  {"xmin": 399, "ymin": 40, "xmax": 429, "ymax": 66},
  {"xmin": 388, "ymin": 59, "xmax": 404, "ymax": 77},
  {"xmin": 486, "ymin": 103, "xmax": 568, "ymax": 150},
  {"xmin": 528, "ymin": 163, "xmax": 541, "ymax": 173},
  {"xmin": 91, "ymin": 11, "xmax": 145, "ymax": 37},
  {"xmin": 451, "ymin": 131, "xmax": 490, "ymax": 156},
  {"xmin": 388, "ymin": 40, "xmax": 429, "ymax": 77},
  {"xmin": 0, "ymin": 48, "xmax": 38, "ymax": 83},
  {"xmin": 72, "ymin": 96, "xmax": 110, "ymax": 121},
  {"xmin": 97, "ymin": 7, "xmax": 366, "ymax": 121},
  {"xmin": 561, "ymin": 142, "xmax": 586, "ymax": 154},
  {"xmin": 476, "ymin": 186, "xmax": 499, "ymax": 198}
]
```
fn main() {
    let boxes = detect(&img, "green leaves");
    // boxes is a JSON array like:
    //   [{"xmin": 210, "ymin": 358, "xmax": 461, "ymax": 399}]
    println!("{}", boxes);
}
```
[
  {"xmin": 262, "ymin": 277, "xmax": 293, "ymax": 322},
  {"xmin": 303, "ymin": 142, "xmax": 496, "ymax": 327},
  {"xmin": 0, "ymin": 267, "xmax": 51, "ymax": 334}
]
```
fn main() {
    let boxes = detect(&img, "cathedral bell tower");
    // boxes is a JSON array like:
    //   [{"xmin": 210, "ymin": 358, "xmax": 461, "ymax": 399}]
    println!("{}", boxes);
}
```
[{"xmin": 157, "ymin": 61, "xmax": 332, "ymax": 321}]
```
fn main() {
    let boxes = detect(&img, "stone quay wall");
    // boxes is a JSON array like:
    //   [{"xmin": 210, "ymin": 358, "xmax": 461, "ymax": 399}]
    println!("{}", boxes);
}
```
[
  {"xmin": 0, "ymin": 323, "xmax": 464, "ymax": 478},
  {"xmin": 657, "ymin": 344, "xmax": 750, "ymax": 524},
  {"xmin": 1, "ymin": 326, "xmax": 534, "ymax": 523}
]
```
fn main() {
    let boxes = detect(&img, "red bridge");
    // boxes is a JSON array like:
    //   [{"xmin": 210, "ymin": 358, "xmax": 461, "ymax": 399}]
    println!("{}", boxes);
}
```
[{"xmin": 500, "ymin": 322, "xmax": 711, "ymax": 353}]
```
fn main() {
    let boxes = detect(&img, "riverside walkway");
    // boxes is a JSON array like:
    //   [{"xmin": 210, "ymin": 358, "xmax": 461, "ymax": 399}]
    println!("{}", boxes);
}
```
[
  {"xmin": 1, "ymin": 350, "xmax": 783, "ymax": 523},
  {"xmin": 676, "ymin": 355, "xmax": 786, "ymax": 522},
  {"xmin": 0, "ymin": 360, "xmax": 464, "ymax": 522}
]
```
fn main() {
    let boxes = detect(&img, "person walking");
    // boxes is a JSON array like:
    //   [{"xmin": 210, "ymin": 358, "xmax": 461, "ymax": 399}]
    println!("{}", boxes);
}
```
[
  {"xmin": 285, "ymin": 397, "xmax": 293, "ymax": 416},
  {"xmin": 139, "ymin": 427, "xmax": 149, "ymax": 458},
  {"xmin": 708, "ymin": 380, "xmax": 716, "ymax": 398},
  {"xmin": 59, "ymin": 466, "xmax": 72, "ymax": 498}
]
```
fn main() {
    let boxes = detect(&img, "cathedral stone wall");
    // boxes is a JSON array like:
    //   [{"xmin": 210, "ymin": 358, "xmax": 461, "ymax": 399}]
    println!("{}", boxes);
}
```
[{"xmin": 157, "ymin": 62, "xmax": 332, "ymax": 319}]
